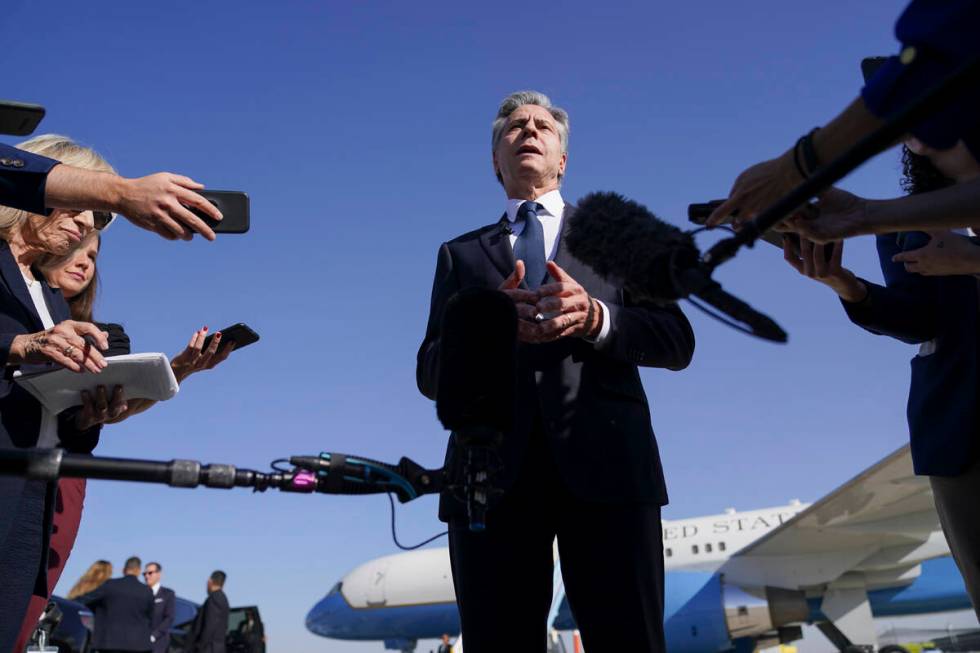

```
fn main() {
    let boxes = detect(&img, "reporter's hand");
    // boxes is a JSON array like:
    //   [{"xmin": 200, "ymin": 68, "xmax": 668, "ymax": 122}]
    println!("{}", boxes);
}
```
[
  {"xmin": 9, "ymin": 320, "xmax": 109, "ymax": 373},
  {"xmin": 782, "ymin": 235, "xmax": 867, "ymax": 303},
  {"xmin": 534, "ymin": 262, "xmax": 601, "ymax": 341},
  {"xmin": 117, "ymin": 173, "xmax": 222, "ymax": 241},
  {"xmin": 707, "ymin": 149, "xmax": 802, "ymax": 227},
  {"xmin": 75, "ymin": 385, "xmax": 127, "ymax": 430},
  {"xmin": 781, "ymin": 188, "xmax": 870, "ymax": 243},
  {"xmin": 170, "ymin": 327, "xmax": 236, "ymax": 383},
  {"xmin": 892, "ymin": 231, "xmax": 980, "ymax": 276}
]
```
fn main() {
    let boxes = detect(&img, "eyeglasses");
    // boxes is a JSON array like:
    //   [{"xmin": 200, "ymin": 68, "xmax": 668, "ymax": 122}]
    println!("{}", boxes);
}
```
[
  {"xmin": 143, "ymin": 570, "xmax": 158, "ymax": 576},
  {"xmin": 94, "ymin": 211, "xmax": 115, "ymax": 231}
]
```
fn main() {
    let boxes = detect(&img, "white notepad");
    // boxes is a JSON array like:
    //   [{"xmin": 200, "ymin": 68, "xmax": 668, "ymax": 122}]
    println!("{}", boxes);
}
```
[{"xmin": 14, "ymin": 353, "xmax": 179, "ymax": 414}]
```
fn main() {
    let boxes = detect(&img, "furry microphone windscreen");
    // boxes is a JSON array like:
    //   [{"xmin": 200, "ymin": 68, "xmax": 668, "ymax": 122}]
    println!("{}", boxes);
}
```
[
  {"xmin": 565, "ymin": 192, "xmax": 700, "ymax": 302},
  {"xmin": 436, "ymin": 287, "xmax": 517, "ymax": 433}
]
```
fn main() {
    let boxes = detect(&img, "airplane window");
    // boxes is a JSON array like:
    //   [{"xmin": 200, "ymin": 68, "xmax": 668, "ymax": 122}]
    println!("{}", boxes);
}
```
[
  {"xmin": 692, "ymin": 545, "xmax": 699, "ymax": 554},
  {"xmin": 719, "ymin": 542, "xmax": 727, "ymax": 551},
  {"xmin": 665, "ymin": 548, "xmax": 673, "ymax": 557},
  {"xmin": 705, "ymin": 543, "xmax": 713, "ymax": 553}
]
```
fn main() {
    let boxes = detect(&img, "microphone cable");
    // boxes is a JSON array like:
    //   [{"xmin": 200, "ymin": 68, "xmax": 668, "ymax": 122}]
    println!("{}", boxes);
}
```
[{"xmin": 387, "ymin": 492, "xmax": 448, "ymax": 551}]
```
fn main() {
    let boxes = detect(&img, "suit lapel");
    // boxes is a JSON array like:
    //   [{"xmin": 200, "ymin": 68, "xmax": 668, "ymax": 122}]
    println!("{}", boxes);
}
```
[
  {"xmin": 42, "ymin": 280, "xmax": 69, "ymax": 323},
  {"xmin": 479, "ymin": 214, "xmax": 517, "ymax": 280},
  {"xmin": 0, "ymin": 240, "xmax": 43, "ymax": 330}
]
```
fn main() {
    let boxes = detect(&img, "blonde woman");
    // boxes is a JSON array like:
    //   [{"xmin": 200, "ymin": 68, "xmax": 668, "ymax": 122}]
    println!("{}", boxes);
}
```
[
  {"xmin": 66, "ymin": 560, "xmax": 113, "ymax": 600},
  {"xmin": 0, "ymin": 135, "xmax": 126, "ymax": 653}
]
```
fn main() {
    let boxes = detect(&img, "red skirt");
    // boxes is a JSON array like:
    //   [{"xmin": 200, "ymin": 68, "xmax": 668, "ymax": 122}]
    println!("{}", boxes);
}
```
[{"xmin": 14, "ymin": 477, "xmax": 86, "ymax": 652}]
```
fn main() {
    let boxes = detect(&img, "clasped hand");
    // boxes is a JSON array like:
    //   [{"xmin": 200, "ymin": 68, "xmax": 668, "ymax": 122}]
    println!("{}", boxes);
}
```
[{"xmin": 498, "ymin": 260, "xmax": 601, "ymax": 344}]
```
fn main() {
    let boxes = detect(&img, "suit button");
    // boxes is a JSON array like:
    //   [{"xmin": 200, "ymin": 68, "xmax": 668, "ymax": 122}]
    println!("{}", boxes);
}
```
[
  {"xmin": 11, "ymin": 159, "xmax": 24, "ymax": 168},
  {"xmin": 0, "ymin": 158, "xmax": 11, "ymax": 166}
]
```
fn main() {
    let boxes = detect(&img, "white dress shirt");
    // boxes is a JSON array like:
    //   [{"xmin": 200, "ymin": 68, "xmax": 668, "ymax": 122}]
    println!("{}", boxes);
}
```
[
  {"xmin": 503, "ymin": 189, "xmax": 611, "ymax": 344},
  {"xmin": 22, "ymin": 270, "xmax": 59, "ymax": 446}
]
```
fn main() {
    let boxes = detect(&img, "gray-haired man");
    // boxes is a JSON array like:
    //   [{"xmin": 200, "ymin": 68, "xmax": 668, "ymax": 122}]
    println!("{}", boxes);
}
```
[{"xmin": 417, "ymin": 90, "xmax": 694, "ymax": 652}]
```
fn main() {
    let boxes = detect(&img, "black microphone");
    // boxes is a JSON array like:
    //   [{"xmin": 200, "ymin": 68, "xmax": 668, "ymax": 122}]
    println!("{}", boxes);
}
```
[
  {"xmin": 566, "ymin": 192, "xmax": 788, "ymax": 343},
  {"xmin": 435, "ymin": 287, "xmax": 518, "ymax": 530}
]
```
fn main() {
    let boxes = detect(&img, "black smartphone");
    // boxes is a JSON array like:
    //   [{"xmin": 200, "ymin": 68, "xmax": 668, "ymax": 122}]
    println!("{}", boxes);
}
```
[
  {"xmin": 687, "ymin": 199, "xmax": 836, "ymax": 260},
  {"xmin": 191, "ymin": 190, "xmax": 249, "ymax": 234},
  {"xmin": 781, "ymin": 233, "xmax": 836, "ymax": 263},
  {"xmin": 201, "ymin": 323, "xmax": 259, "ymax": 354},
  {"xmin": 0, "ymin": 100, "xmax": 46, "ymax": 136},
  {"xmin": 687, "ymin": 200, "xmax": 784, "ymax": 247}
]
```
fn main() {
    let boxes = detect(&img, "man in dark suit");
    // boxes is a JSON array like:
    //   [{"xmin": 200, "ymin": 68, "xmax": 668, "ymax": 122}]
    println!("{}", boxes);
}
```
[
  {"xmin": 142, "ymin": 561, "xmax": 176, "ymax": 653},
  {"xmin": 417, "ymin": 91, "xmax": 695, "ymax": 652},
  {"xmin": 186, "ymin": 570, "xmax": 229, "ymax": 653},
  {"xmin": 76, "ymin": 556, "xmax": 153, "ymax": 653}
]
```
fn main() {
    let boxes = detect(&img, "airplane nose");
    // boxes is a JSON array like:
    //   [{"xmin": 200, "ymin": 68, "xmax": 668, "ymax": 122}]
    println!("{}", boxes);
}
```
[{"xmin": 305, "ymin": 588, "xmax": 353, "ymax": 637}]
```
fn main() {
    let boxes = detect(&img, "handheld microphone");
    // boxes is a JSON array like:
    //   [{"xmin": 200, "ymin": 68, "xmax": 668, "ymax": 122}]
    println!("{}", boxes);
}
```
[
  {"xmin": 435, "ymin": 287, "xmax": 518, "ymax": 530},
  {"xmin": 566, "ymin": 192, "xmax": 788, "ymax": 343}
]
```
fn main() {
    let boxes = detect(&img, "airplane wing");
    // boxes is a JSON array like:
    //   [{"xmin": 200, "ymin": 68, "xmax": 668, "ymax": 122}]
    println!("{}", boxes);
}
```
[{"xmin": 719, "ymin": 444, "xmax": 949, "ymax": 590}]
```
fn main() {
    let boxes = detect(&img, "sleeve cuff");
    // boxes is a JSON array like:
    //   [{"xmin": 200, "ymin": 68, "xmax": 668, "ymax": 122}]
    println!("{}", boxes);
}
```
[{"xmin": 584, "ymin": 299, "xmax": 612, "ymax": 347}]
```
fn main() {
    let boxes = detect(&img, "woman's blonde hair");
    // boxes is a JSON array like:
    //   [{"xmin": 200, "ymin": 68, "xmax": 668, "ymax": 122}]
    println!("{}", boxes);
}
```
[
  {"xmin": 66, "ymin": 559, "xmax": 113, "ymax": 599},
  {"xmin": 0, "ymin": 134, "xmax": 115, "ymax": 236},
  {"xmin": 37, "ymin": 232, "xmax": 101, "ymax": 321}
]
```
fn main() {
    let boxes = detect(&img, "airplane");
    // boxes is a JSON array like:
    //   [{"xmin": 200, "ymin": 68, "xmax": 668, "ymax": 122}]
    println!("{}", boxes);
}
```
[{"xmin": 306, "ymin": 445, "xmax": 976, "ymax": 652}]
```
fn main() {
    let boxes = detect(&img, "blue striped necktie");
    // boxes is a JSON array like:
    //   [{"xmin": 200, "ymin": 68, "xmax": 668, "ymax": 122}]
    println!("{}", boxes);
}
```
[{"xmin": 514, "ymin": 201, "xmax": 546, "ymax": 289}]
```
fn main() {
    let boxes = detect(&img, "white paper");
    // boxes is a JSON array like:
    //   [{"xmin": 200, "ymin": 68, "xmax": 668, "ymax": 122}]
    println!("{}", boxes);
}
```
[{"xmin": 14, "ymin": 353, "xmax": 178, "ymax": 414}]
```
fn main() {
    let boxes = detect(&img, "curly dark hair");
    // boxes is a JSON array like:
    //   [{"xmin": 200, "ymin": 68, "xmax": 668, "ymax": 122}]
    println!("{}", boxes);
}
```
[{"xmin": 901, "ymin": 146, "xmax": 955, "ymax": 195}]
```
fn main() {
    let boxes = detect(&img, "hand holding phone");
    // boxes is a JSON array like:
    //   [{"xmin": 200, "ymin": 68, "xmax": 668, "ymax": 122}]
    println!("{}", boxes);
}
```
[
  {"xmin": 189, "ymin": 190, "xmax": 250, "ymax": 234},
  {"xmin": 688, "ymin": 199, "xmax": 833, "ymax": 256},
  {"xmin": 202, "ymin": 323, "xmax": 259, "ymax": 354}
]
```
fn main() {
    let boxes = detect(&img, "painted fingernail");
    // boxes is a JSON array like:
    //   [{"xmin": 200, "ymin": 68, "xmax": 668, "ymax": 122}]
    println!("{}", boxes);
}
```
[
  {"xmin": 203, "ymin": 326, "xmax": 208, "ymax": 331},
  {"xmin": 215, "ymin": 332, "xmax": 222, "ymax": 339}
]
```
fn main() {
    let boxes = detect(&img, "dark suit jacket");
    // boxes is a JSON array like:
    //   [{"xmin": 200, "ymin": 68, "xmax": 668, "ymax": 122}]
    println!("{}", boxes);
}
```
[
  {"xmin": 188, "ymin": 589, "xmax": 229, "ymax": 653},
  {"xmin": 76, "ymin": 575, "xmax": 154, "ymax": 652},
  {"xmin": 150, "ymin": 586, "xmax": 176, "ymax": 653},
  {"xmin": 842, "ymin": 232, "xmax": 979, "ymax": 476},
  {"xmin": 417, "ymin": 205, "xmax": 695, "ymax": 520},
  {"xmin": 0, "ymin": 143, "xmax": 59, "ymax": 214},
  {"xmin": 0, "ymin": 239, "xmax": 105, "ymax": 596}
]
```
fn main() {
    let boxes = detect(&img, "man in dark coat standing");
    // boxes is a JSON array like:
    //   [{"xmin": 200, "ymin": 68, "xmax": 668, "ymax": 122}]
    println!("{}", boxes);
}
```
[
  {"xmin": 142, "ymin": 561, "xmax": 176, "ymax": 653},
  {"xmin": 187, "ymin": 570, "xmax": 229, "ymax": 653},
  {"xmin": 417, "ymin": 91, "xmax": 695, "ymax": 652},
  {"xmin": 76, "ymin": 556, "xmax": 153, "ymax": 653}
]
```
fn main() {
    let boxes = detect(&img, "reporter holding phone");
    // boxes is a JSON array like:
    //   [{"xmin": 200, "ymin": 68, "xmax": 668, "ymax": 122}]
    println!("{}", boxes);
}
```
[
  {"xmin": 0, "ymin": 140, "xmax": 223, "ymax": 241},
  {"xmin": 783, "ymin": 142, "xmax": 980, "ymax": 618},
  {"xmin": 0, "ymin": 135, "xmax": 124, "ymax": 652}
]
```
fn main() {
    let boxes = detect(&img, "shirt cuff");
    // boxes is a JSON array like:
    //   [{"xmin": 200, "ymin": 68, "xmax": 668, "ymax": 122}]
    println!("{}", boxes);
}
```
[{"xmin": 584, "ymin": 300, "xmax": 611, "ymax": 346}]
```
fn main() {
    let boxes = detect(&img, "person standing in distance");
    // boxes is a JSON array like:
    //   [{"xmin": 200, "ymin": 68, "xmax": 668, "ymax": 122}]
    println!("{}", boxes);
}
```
[
  {"xmin": 75, "ymin": 556, "xmax": 153, "ymax": 653},
  {"xmin": 143, "ymin": 562, "xmax": 176, "ymax": 653},
  {"xmin": 187, "ymin": 570, "xmax": 230, "ymax": 653},
  {"xmin": 417, "ymin": 90, "xmax": 695, "ymax": 652}
]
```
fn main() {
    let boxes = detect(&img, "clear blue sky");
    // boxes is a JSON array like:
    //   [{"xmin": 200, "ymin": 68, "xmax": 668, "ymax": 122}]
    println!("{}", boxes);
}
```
[{"xmin": 3, "ymin": 0, "xmax": 951, "ymax": 650}]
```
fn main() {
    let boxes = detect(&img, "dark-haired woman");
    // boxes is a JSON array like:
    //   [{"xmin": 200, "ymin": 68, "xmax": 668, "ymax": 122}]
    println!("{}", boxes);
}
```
[{"xmin": 782, "ymin": 139, "xmax": 980, "ymax": 619}]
